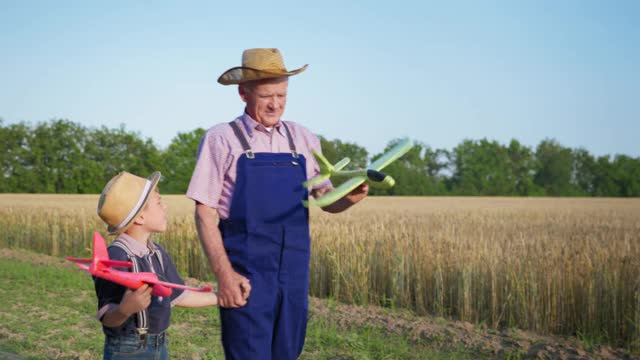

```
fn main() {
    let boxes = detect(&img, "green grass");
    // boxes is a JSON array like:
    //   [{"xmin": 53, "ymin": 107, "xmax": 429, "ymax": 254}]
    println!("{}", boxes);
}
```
[
  {"xmin": 0, "ymin": 251, "xmax": 471, "ymax": 359},
  {"xmin": 302, "ymin": 320, "xmax": 471, "ymax": 360}
]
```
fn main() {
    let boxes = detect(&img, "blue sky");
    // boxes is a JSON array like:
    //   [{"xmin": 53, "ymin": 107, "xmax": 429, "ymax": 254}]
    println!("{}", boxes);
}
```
[{"xmin": 1, "ymin": 0, "xmax": 638, "ymax": 157}]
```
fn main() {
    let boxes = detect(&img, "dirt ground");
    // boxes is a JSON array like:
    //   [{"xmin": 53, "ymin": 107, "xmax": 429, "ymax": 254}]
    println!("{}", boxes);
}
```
[{"xmin": 309, "ymin": 297, "xmax": 638, "ymax": 359}]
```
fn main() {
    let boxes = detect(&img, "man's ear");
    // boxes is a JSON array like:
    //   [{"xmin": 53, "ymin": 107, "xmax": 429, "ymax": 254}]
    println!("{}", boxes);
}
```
[{"xmin": 238, "ymin": 85, "xmax": 248, "ymax": 103}]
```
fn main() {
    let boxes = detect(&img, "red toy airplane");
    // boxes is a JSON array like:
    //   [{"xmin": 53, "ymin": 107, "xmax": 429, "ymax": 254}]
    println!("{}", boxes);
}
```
[{"xmin": 66, "ymin": 232, "xmax": 212, "ymax": 297}]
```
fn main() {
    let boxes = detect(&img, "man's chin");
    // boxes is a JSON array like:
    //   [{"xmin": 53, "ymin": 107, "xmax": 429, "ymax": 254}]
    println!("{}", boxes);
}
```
[{"xmin": 262, "ymin": 116, "xmax": 281, "ymax": 127}]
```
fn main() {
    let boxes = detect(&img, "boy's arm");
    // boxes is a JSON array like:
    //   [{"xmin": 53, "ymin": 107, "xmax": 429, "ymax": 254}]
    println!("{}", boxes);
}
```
[
  {"xmin": 101, "ymin": 285, "xmax": 152, "ymax": 328},
  {"xmin": 173, "ymin": 290, "xmax": 218, "ymax": 308}
]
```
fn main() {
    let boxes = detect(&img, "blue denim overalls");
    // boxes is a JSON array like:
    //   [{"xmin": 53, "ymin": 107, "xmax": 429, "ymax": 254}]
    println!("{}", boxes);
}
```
[{"xmin": 218, "ymin": 120, "xmax": 311, "ymax": 360}]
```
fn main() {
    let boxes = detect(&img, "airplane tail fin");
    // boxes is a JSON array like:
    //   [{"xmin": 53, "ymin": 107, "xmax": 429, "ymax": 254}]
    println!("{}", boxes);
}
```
[
  {"xmin": 334, "ymin": 157, "xmax": 350, "ymax": 171},
  {"xmin": 314, "ymin": 151, "xmax": 334, "ymax": 174},
  {"xmin": 92, "ymin": 232, "xmax": 109, "ymax": 261},
  {"xmin": 303, "ymin": 152, "xmax": 350, "ymax": 188},
  {"xmin": 92, "ymin": 232, "xmax": 132, "ymax": 270},
  {"xmin": 66, "ymin": 232, "xmax": 132, "ymax": 274}
]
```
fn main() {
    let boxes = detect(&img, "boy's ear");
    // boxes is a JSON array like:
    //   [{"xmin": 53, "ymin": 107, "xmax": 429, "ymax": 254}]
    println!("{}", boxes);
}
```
[{"xmin": 133, "ymin": 213, "xmax": 145, "ymax": 226}]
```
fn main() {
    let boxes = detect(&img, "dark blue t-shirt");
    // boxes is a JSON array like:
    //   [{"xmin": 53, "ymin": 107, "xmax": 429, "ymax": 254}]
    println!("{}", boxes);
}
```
[{"xmin": 94, "ymin": 241, "xmax": 185, "ymax": 337}]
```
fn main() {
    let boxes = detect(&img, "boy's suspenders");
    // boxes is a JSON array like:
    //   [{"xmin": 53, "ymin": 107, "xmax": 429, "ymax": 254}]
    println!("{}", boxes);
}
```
[{"xmin": 109, "ymin": 240, "xmax": 166, "ymax": 338}]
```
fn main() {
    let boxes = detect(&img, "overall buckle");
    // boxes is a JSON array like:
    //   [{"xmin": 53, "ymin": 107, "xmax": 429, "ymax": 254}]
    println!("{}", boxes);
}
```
[{"xmin": 136, "ymin": 328, "xmax": 148, "ymax": 345}]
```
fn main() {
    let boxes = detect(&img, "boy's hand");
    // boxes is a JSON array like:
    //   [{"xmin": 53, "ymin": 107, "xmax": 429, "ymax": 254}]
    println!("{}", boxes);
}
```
[
  {"xmin": 217, "ymin": 269, "xmax": 251, "ymax": 308},
  {"xmin": 119, "ymin": 284, "xmax": 152, "ymax": 316}
]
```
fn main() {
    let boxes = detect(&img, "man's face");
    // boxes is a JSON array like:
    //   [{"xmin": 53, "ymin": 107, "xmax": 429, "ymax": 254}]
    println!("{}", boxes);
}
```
[{"xmin": 239, "ymin": 78, "xmax": 288, "ymax": 127}]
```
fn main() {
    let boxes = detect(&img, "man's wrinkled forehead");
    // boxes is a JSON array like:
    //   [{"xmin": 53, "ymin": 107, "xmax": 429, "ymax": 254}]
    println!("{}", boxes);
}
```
[{"xmin": 242, "ymin": 77, "xmax": 288, "ymax": 90}]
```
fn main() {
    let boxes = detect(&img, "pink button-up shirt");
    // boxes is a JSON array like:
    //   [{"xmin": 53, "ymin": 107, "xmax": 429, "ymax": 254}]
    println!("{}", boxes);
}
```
[{"xmin": 186, "ymin": 113, "xmax": 330, "ymax": 219}]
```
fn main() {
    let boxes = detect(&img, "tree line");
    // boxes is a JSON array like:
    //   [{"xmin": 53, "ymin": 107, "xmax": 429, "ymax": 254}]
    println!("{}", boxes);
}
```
[{"xmin": 1, "ymin": 119, "xmax": 638, "ymax": 197}]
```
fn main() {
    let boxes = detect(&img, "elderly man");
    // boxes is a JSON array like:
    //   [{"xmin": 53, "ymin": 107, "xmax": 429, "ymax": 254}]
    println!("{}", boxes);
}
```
[{"xmin": 187, "ymin": 48, "xmax": 368, "ymax": 360}]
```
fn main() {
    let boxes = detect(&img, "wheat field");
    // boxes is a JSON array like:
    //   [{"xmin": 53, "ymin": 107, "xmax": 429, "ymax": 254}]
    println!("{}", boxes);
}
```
[{"xmin": 1, "ymin": 194, "xmax": 639, "ymax": 348}]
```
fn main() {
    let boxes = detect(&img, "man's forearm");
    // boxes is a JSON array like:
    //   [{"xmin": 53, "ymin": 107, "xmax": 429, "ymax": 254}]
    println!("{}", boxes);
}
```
[{"xmin": 194, "ymin": 204, "xmax": 233, "ymax": 276}]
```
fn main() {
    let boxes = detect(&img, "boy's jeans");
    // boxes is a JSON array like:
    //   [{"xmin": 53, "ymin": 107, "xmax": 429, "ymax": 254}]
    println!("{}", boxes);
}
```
[{"xmin": 103, "ymin": 333, "xmax": 168, "ymax": 360}]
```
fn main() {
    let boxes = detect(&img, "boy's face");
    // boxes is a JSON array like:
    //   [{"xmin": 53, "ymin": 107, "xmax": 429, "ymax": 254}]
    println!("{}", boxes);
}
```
[{"xmin": 139, "ymin": 189, "xmax": 168, "ymax": 233}]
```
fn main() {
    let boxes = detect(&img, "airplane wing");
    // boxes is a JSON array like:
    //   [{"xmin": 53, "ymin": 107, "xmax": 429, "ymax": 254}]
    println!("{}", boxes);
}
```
[
  {"xmin": 70, "ymin": 261, "xmax": 90, "ymax": 272},
  {"xmin": 304, "ymin": 152, "xmax": 351, "ymax": 188},
  {"xmin": 93, "ymin": 270, "xmax": 211, "ymax": 294},
  {"xmin": 368, "ymin": 138, "xmax": 413, "ymax": 171},
  {"xmin": 303, "ymin": 151, "xmax": 333, "ymax": 188},
  {"xmin": 97, "ymin": 259, "xmax": 132, "ymax": 269},
  {"xmin": 303, "ymin": 174, "xmax": 331, "ymax": 189},
  {"xmin": 66, "ymin": 231, "xmax": 214, "ymax": 295},
  {"xmin": 305, "ymin": 176, "xmax": 366, "ymax": 208},
  {"xmin": 68, "ymin": 259, "xmax": 132, "ymax": 272},
  {"xmin": 95, "ymin": 268, "xmax": 144, "ymax": 285}
]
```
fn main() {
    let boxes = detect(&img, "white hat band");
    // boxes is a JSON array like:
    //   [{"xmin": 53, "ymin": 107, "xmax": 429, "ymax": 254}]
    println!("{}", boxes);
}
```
[{"xmin": 112, "ymin": 179, "xmax": 152, "ymax": 232}]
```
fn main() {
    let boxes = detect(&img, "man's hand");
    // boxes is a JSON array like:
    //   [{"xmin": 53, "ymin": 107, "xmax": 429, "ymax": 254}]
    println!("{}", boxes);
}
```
[
  {"xmin": 316, "ymin": 183, "xmax": 369, "ymax": 213},
  {"xmin": 195, "ymin": 203, "xmax": 251, "ymax": 307},
  {"xmin": 119, "ymin": 284, "xmax": 152, "ymax": 316},
  {"xmin": 344, "ymin": 183, "xmax": 369, "ymax": 205},
  {"xmin": 216, "ymin": 268, "xmax": 251, "ymax": 308}
]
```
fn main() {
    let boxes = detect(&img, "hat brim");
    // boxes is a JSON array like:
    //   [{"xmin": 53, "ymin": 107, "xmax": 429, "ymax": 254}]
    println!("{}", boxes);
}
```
[
  {"xmin": 217, "ymin": 64, "xmax": 308, "ymax": 85},
  {"xmin": 107, "ymin": 171, "xmax": 162, "ymax": 235}
]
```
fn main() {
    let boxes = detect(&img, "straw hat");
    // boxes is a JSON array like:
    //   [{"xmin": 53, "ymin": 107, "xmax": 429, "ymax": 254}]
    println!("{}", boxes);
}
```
[
  {"xmin": 217, "ymin": 48, "xmax": 308, "ymax": 85},
  {"xmin": 97, "ymin": 171, "xmax": 161, "ymax": 235}
]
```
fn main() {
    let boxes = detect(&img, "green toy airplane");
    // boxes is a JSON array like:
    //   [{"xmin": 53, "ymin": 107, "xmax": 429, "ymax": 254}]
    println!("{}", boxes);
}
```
[{"xmin": 303, "ymin": 138, "xmax": 414, "ymax": 208}]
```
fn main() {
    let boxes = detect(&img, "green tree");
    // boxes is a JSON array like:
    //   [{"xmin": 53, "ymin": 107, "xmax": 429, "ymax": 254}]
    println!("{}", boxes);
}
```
[
  {"xmin": 572, "ymin": 148, "xmax": 597, "ymax": 196},
  {"xmin": 566, "ymin": 148, "xmax": 640, "ymax": 197},
  {"xmin": 1, "ymin": 117, "xmax": 638, "ymax": 198},
  {"xmin": 591, "ymin": 155, "xmax": 618, "ymax": 196},
  {"xmin": 30, "ymin": 119, "xmax": 90, "ymax": 193},
  {"xmin": 369, "ymin": 139, "xmax": 447, "ymax": 196},
  {"xmin": 160, "ymin": 128, "xmax": 206, "ymax": 194},
  {"xmin": 84, "ymin": 125, "xmax": 162, "ymax": 189},
  {"xmin": 609, "ymin": 155, "xmax": 640, "ymax": 197},
  {"xmin": 534, "ymin": 139, "xmax": 577, "ymax": 196},
  {"xmin": 318, "ymin": 136, "xmax": 368, "ymax": 169},
  {"xmin": 506, "ymin": 140, "xmax": 542, "ymax": 196},
  {"xmin": 0, "ymin": 120, "xmax": 32, "ymax": 192},
  {"xmin": 450, "ymin": 139, "xmax": 513, "ymax": 195}
]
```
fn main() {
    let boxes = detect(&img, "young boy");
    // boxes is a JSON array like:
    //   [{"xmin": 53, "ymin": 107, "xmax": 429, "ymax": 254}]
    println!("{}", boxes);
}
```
[{"xmin": 95, "ymin": 171, "xmax": 219, "ymax": 359}]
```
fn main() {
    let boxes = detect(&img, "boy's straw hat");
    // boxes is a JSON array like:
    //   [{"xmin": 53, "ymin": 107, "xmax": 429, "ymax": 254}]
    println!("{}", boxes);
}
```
[
  {"xmin": 97, "ymin": 171, "xmax": 161, "ymax": 235},
  {"xmin": 217, "ymin": 48, "xmax": 308, "ymax": 85}
]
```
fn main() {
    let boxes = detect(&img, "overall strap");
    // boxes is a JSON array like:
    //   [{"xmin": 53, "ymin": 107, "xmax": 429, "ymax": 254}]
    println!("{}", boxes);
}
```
[
  {"xmin": 152, "ymin": 244, "xmax": 165, "ymax": 273},
  {"xmin": 109, "ymin": 240, "xmax": 149, "ymax": 337},
  {"xmin": 229, "ymin": 121, "xmax": 254, "ymax": 159},
  {"xmin": 281, "ymin": 121, "xmax": 299, "ymax": 158}
]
